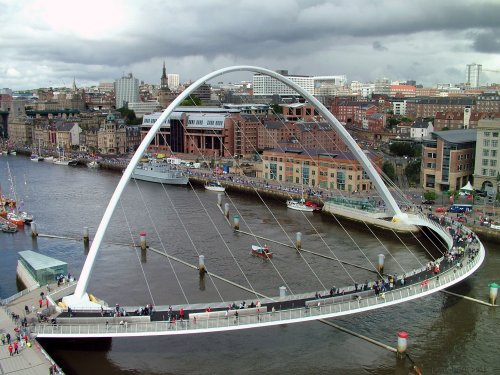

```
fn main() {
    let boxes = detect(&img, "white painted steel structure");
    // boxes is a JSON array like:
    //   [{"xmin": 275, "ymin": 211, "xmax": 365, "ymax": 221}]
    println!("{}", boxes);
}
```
[
  {"xmin": 35, "ymin": 242, "xmax": 485, "ymax": 338},
  {"xmin": 69, "ymin": 66, "xmax": 450, "ymax": 309}
]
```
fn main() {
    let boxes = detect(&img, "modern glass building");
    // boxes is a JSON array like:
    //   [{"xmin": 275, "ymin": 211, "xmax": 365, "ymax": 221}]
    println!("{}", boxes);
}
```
[{"xmin": 18, "ymin": 250, "xmax": 68, "ymax": 285}]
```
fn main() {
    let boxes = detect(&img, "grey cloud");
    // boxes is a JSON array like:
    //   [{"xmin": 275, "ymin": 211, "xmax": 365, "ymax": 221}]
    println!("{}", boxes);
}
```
[
  {"xmin": 472, "ymin": 30, "xmax": 500, "ymax": 53},
  {"xmin": 373, "ymin": 41, "xmax": 387, "ymax": 51}
]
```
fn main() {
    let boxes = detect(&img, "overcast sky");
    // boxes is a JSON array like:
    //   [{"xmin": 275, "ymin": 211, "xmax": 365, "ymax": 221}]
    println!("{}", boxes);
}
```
[{"xmin": 1, "ymin": 0, "xmax": 499, "ymax": 90}]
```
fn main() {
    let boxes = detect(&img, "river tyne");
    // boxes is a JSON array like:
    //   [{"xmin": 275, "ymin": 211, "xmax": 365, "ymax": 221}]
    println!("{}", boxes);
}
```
[{"xmin": 1, "ymin": 155, "xmax": 498, "ymax": 375}]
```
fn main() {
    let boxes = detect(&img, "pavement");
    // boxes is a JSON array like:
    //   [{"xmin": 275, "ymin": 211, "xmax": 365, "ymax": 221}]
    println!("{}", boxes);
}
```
[{"xmin": 0, "ymin": 284, "xmax": 62, "ymax": 375}]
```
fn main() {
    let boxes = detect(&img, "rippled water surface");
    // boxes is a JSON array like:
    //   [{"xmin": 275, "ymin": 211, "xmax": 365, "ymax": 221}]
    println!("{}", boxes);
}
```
[{"xmin": 1, "ymin": 155, "xmax": 498, "ymax": 375}]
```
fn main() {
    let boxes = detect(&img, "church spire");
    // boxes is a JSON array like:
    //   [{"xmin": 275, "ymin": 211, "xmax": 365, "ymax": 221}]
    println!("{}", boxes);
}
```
[
  {"xmin": 162, "ymin": 61, "xmax": 167, "ymax": 79},
  {"xmin": 160, "ymin": 61, "xmax": 169, "ymax": 89}
]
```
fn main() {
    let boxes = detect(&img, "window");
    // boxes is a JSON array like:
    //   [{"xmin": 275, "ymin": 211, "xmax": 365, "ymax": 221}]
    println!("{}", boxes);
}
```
[
  {"xmin": 491, "ymin": 159, "xmax": 497, "ymax": 167},
  {"xmin": 483, "ymin": 149, "xmax": 490, "ymax": 156},
  {"xmin": 485, "ymin": 132, "xmax": 491, "ymax": 137},
  {"xmin": 482, "ymin": 168, "xmax": 488, "ymax": 175},
  {"xmin": 482, "ymin": 159, "xmax": 489, "ymax": 166},
  {"xmin": 484, "ymin": 139, "xmax": 490, "ymax": 147},
  {"xmin": 490, "ymin": 169, "xmax": 496, "ymax": 177},
  {"xmin": 492, "ymin": 140, "xmax": 498, "ymax": 148},
  {"xmin": 492, "ymin": 150, "xmax": 497, "ymax": 157},
  {"xmin": 493, "ymin": 132, "xmax": 499, "ymax": 137}
]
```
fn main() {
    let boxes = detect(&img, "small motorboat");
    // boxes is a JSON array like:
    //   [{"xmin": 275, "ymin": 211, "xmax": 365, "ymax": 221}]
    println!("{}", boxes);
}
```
[
  {"xmin": 19, "ymin": 211, "xmax": 34, "ymax": 223},
  {"xmin": 1, "ymin": 221, "xmax": 18, "ymax": 233},
  {"xmin": 205, "ymin": 181, "xmax": 225, "ymax": 192},
  {"xmin": 305, "ymin": 201, "xmax": 321, "ymax": 211},
  {"xmin": 251, "ymin": 245, "xmax": 273, "ymax": 259},
  {"xmin": 87, "ymin": 160, "xmax": 100, "ymax": 169}
]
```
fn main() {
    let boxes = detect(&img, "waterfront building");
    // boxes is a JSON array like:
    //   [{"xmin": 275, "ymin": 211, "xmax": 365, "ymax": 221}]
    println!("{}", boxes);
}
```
[
  {"xmin": 54, "ymin": 121, "xmax": 82, "ymax": 149},
  {"xmin": 261, "ymin": 147, "xmax": 381, "ymax": 191},
  {"xmin": 473, "ymin": 118, "xmax": 500, "ymax": 195},
  {"xmin": 115, "ymin": 73, "xmax": 140, "ymax": 109},
  {"xmin": 7, "ymin": 116, "xmax": 32, "ymax": 145},
  {"xmin": 97, "ymin": 113, "xmax": 126, "ymax": 154},
  {"xmin": 421, "ymin": 129, "xmax": 476, "ymax": 192}
]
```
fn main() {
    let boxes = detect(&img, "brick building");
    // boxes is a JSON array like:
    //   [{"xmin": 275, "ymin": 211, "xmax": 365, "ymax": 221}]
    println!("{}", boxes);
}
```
[
  {"xmin": 421, "ymin": 129, "xmax": 476, "ymax": 192},
  {"xmin": 262, "ymin": 148, "xmax": 382, "ymax": 192}
]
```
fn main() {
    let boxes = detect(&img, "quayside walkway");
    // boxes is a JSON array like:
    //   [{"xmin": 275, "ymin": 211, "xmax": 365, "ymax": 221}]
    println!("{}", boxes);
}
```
[
  {"xmin": 31, "ymin": 232, "xmax": 484, "ymax": 338},
  {"xmin": 0, "ymin": 295, "xmax": 62, "ymax": 374}
]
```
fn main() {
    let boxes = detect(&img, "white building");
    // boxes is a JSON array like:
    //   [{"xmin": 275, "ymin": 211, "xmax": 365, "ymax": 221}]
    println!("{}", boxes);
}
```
[
  {"xmin": 392, "ymin": 100, "xmax": 407, "ymax": 116},
  {"xmin": 128, "ymin": 101, "xmax": 161, "ymax": 118},
  {"xmin": 167, "ymin": 74, "xmax": 180, "ymax": 90},
  {"xmin": 466, "ymin": 63, "xmax": 482, "ymax": 88},
  {"xmin": 115, "ymin": 73, "xmax": 140, "ymax": 109},
  {"xmin": 252, "ymin": 71, "xmax": 346, "ymax": 96},
  {"xmin": 410, "ymin": 119, "xmax": 433, "ymax": 139},
  {"xmin": 473, "ymin": 118, "xmax": 500, "ymax": 195}
]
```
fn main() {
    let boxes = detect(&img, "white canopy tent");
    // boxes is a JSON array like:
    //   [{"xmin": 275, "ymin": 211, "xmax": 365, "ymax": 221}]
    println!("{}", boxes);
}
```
[{"xmin": 460, "ymin": 181, "xmax": 474, "ymax": 191}]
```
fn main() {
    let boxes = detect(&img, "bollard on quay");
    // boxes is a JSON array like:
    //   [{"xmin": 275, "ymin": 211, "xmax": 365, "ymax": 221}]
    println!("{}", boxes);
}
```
[
  {"xmin": 217, "ymin": 193, "xmax": 222, "ymax": 207},
  {"xmin": 396, "ymin": 331, "xmax": 409, "ymax": 359},
  {"xmin": 489, "ymin": 282, "xmax": 499, "ymax": 305},
  {"xmin": 296, "ymin": 232, "xmax": 302, "ymax": 251},
  {"xmin": 31, "ymin": 222, "xmax": 38, "ymax": 238},
  {"xmin": 199, "ymin": 255, "xmax": 206, "ymax": 276},
  {"xmin": 233, "ymin": 214, "xmax": 240, "ymax": 230},
  {"xmin": 140, "ymin": 232, "xmax": 147, "ymax": 250},
  {"xmin": 83, "ymin": 226, "xmax": 89, "ymax": 244},
  {"xmin": 378, "ymin": 254, "xmax": 385, "ymax": 274},
  {"xmin": 224, "ymin": 203, "xmax": 230, "ymax": 219}
]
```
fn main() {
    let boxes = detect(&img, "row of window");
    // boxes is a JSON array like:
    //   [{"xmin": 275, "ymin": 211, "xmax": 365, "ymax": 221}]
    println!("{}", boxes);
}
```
[
  {"xmin": 483, "ymin": 139, "xmax": 499, "ymax": 147},
  {"xmin": 480, "ymin": 168, "xmax": 498, "ymax": 177},
  {"xmin": 483, "ymin": 132, "xmax": 499, "ymax": 137},
  {"xmin": 483, "ymin": 149, "xmax": 498, "ymax": 157},
  {"xmin": 481, "ymin": 159, "xmax": 498, "ymax": 167}
]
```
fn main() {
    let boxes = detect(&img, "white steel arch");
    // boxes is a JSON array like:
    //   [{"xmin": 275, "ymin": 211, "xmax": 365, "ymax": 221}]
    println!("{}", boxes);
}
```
[{"xmin": 69, "ymin": 66, "xmax": 418, "ymax": 305}]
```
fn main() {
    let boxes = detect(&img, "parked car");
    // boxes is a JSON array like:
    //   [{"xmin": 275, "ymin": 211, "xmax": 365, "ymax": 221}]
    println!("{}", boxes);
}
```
[
  {"xmin": 435, "ymin": 207, "xmax": 445, "ymax": 213},
  {"xmin": 422, "ymin": 200, "xmax": 435, "ymax": 205}
]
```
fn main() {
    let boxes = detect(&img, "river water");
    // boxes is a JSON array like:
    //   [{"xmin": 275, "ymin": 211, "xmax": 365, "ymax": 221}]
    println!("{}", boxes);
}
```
[{"xmin": 0, "ymin": 155, "xmax": 498, "ymax": 375}]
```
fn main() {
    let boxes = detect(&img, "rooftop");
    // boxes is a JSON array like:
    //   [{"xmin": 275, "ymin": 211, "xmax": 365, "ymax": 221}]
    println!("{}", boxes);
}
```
[{"xmin": 19, "ymin": 250, "xmax": 67, "ymax": 271}]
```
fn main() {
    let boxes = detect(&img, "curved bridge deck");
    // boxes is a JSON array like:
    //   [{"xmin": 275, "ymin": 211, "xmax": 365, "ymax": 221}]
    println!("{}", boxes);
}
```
[{"xmin": 33, "ymin": 237, "xmax": 484, "ymax": 338}]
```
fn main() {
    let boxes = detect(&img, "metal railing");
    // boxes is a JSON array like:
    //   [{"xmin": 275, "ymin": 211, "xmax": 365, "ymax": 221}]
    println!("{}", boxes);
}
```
[
  {"xmin": 0, "ymin": 284, "xmax": 41, "ymax": 306},
  {"xmin": 33, "ymin": 247, "xmax": 482, "ymax": 337}
]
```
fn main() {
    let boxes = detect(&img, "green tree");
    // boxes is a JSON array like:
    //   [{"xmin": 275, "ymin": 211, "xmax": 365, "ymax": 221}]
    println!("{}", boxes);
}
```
[
  {"xmin": 382, "ymin": 161, "xmax": 396, "ymax": 181},
  {"xmin": 423, "ymin": 190, "xmax": 437, "ymax": 201},
  {"xmin": 180, "ymin": 96, "xmax": 202, "ymax": 106},
  {"xmin": 405, "ymin": 160, "xmax": 421, "ymax": 185},
  {"xmin": 270, "ymin": 104, "xmax": 282, "ymax": 114},
  {"xmin": 116, "ymin": 107, "xmax": 142, "ymax": 125}
]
